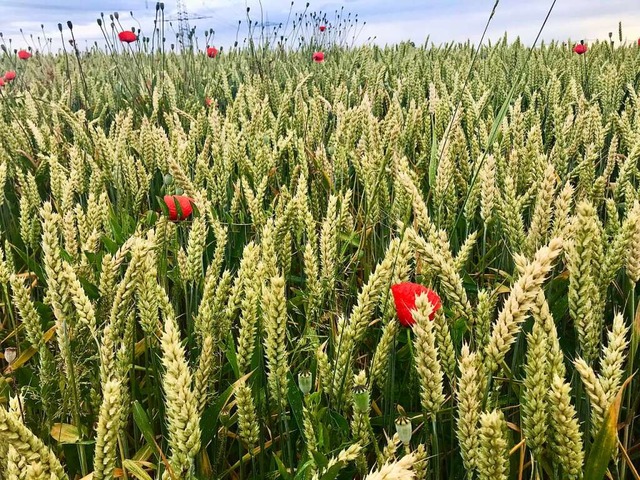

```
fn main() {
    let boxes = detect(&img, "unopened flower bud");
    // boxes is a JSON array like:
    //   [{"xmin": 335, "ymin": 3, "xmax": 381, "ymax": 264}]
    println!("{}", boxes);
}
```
[
  {"xmin": 219, "ymin": 406, "xmax": 231, "ymax": 427},
  {"xmin": 353, "ymin": 385, "xmax": 370, "ymax": 412},
  {"xmin": 298, "ymin": 371, "xmax": 312, "ymax": 395},
  {"xmin": 4, "ymin": 347, "xmax": 17, "ymax": 365},
  {"xmin": 395, "ymin": 414, "xmax": 412, "ymax": 445}
]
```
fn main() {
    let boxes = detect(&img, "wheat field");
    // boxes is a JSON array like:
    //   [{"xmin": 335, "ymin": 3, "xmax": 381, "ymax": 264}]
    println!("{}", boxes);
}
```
[{"xmin": 0, "ymin": 20, "xmax": 639, "ymax": 480}]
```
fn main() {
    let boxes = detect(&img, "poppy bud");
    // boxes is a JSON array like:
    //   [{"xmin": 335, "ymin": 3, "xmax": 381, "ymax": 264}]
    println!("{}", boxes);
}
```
[
  {"xmin": 58, "ymin": 23, "xmax": 63, "ymax": 32},
  {"xmin": 4, "ymin": 347, "xmax": 17, "ymax": 365},
  {"xmin": 97, "ymin": 18, "xmax": 102, "ymax": 27},
  {"xmin": 163, "ymin": 174, "xmax": 174, "ymax": 186},
  {"xmin": 298, "ymin": 371, "xmax": 312, "ymax": 395},
  {"xmin": 219, "ymin": 406, "xmax": 231, "ymax": 427},
  {"xmin": 156, "ymin": 2, "xmax": 160, "ymax": 11},
  {"xmin": 395, "ymin": 414, "xmax": 412, "ymax": 445},
  {"xmin": 67, "ymin": 21, "xmax": 73, "ymax": 30},
  {"xmin": 353, "ymin": 385, "xmax": 370, "ymax": 412},
  {"xmin": 114, "ymin": 11, "xmax": 119, "ymax": 20}
]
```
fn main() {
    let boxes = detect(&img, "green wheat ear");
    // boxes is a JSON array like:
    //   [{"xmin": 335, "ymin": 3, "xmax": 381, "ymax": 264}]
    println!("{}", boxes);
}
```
[
  {"xmin": 2, "ymin": 23, "xmax": 640, "ymax": 480},
  {"xmin": 477, "ymin": 409, "xmax": 510, "ymax": 480}
]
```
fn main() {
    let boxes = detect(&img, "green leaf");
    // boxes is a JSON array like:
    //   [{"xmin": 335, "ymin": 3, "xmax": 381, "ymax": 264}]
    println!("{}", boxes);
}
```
[
  {"xmin": 287, "ymin": 372, "xmax": 304, "ymax": 435},
  {"xmin": 328, "ymin": 410, "xmax": 350, "ymax": 437},
  {"xmin": 584, "ymin": 375, "xmax": 632, "ymax": 480},
  {"xmin": 132, "ymin": 401, "xmax": 178, "ymax": 480},
  {"xmin": 293, "ymin": 460, "xmax": 315, "ymax": 480},
  {"xmin": 132, "ymin": 444, "xmax": 155, "ymax": 462},
  {"xmin": 273, "ymin": 453, "xmax": 293, "ymax": 480},
  {"xmin": 200, "ymin": 383, "xmax": 235, "ymax": 445},
  {"xmin": 311, "ymin": 450, "xmax": 329, "ymax": 470},
  {"xmin": 156, "ymin": 196, "xmax": 169, "ymax": 217},
  {"xmin": 100, "ymin": 235, "xmax": 119, "ymax": 254},
  {"xmin": 132, "ymin": 401, "xmax": 158, "ymax": 454},
  {"xmin": 13, "ymin": 245, "xmax": 45, "ymax": 287},
  {"xmin": 339, "ymin": 232, "xmax": 360, "ymax": 248},
  {"xmin": 200, "ymin": 371, "xmax": 253, "ymax": 445},
  {"xmin": 173, "ymin": 196, "xmax": 184, "ymax": 219},
  {"xmin": 78, "ymin": 277, "xmax": 100, "ymax": 301},
  {"xmin": 225, "ymin": 330, "xmax": 239, "ymax": 380},
  {"xmin": 145, "ymin": 210, "xmax": 158, "ymax": 227},
  {"xmin": 123, "ymin": 459, "xmax": 154, "ymax": 480},
  {"xmin": 50, "ymin": 423, "xmax": 80, "ymax": 443},
  {"xmin": 319, "ymin": 460, "xmax": 348, "ymax": 480}
]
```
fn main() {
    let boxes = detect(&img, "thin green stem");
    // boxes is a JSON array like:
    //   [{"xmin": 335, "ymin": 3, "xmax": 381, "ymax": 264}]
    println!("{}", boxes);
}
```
[{"xmin": 431, "ymin": 416, "xmax": 440, "ymax": 479}]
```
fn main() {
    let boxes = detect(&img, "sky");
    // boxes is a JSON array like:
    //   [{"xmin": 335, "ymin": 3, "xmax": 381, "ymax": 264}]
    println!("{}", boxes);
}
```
[{"xmin": 0, "ymin": 0, "xmax": 639, "ymax": 52}]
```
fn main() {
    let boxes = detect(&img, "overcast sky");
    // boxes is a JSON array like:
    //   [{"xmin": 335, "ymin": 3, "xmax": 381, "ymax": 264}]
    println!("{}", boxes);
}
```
[{"xmin": 0, "ymin": 0, "xmax": 639, "ymax": 52}]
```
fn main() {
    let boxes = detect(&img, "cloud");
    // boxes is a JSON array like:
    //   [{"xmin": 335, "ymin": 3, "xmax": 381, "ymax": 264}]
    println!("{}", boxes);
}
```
[{"xmin": 1, "ymin": 0, "xmax": 639, "ymax": 51}]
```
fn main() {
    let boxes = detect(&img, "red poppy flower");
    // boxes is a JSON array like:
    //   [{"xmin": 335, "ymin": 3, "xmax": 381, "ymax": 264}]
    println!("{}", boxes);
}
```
[
  {"xmin": 638, "ymin": 38, "xmax": 640, "ymax": 46},
  {"xmin": 391, "ymin": 282, "xmax": 442, "ymax": 327},
  {"xmin": 0, "ymin": 78, "xmax": 4, "ymax": 88},
  {"xmin": 17, "ymin": 50, "xmax": 31, "ymax": 60},
  {"xmin": 573, "ymin": 43, "xmax": 587, "ymax": 55},
  {"xmin": 118, "ymin": 31, "xmax": 138, "ymax": 43},
  {"xmin": 207, "ymin": 46, "xmax": 218, "ymax": 58},
  {"xmin": 163, "ymin": 195, "xmax": 195, "ymax": 221},
  {"xmin": 319, "ymin": 25, "xmax": 326, "ymax": 32},
  {"xmin": 205, "ymin": 97, "xmax": 213, "ymax": 107},
  {"xmin": 312, "ymin": 51, "xmax": 325, "ymax": 63},
  {"xmin": 4, "ymin": 71, "xmax": 16, "ymax": 82}
]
